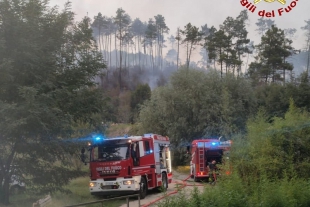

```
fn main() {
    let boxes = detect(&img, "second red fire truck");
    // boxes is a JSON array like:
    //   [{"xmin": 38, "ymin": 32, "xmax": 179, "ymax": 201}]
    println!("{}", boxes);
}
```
[
  {"xmin": 81, "ymin": 133, "xmax": 172, "ymax": 199},
  {"xmin": 187, "ymin": 138, "xmax": 231, "ymax": 182}
]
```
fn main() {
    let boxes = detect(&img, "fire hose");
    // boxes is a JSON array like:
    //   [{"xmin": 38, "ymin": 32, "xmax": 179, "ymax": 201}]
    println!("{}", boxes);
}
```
[{"xmin": 141, "ymin": 174, "xmax": 204, "ymax": 207}]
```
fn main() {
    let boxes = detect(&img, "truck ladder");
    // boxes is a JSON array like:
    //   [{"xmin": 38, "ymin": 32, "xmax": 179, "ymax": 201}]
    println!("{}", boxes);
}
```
[{"xmin": 198, "ymin": 142, "xmax": 205, "ymax": 172}]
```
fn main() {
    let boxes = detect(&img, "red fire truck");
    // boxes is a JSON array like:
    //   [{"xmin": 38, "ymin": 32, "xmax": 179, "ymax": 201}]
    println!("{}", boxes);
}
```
[
  {"xmin": 80, "ymin": 133, "xmax": 172, "ymax": 199},
  {"xmin": 187, "ymin": 139, "xmax": 231, "ymax": 182}
]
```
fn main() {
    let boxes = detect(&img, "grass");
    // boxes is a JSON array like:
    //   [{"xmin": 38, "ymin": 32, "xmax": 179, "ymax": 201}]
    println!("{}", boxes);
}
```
[
  {"xmin": 5, "ymin": 176, "xmax": 125, "ymax": 207},
  {"xmin": 156, "ymin": 171, "xmax": 310, "ymax": 207},
  {"xmin": 50, "ymin": 177, "xmax": 125, "ymax": 207},
  {"xmin": 1, "ymin": 194, "xmax": 39, "ymax": 207},
  {"xmin": 175, "ymin": 166, "xmax": 190, "ymax": 174}
]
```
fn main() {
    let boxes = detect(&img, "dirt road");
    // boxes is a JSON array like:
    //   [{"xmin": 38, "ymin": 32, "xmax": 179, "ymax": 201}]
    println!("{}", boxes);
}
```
[{"xmin": 118, "ymin": 171, "xmax": 205, "ymax": 207}]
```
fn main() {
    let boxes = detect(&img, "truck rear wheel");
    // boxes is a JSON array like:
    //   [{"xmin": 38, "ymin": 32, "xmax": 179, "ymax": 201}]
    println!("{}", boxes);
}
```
[
  {"xmin": 139, "ymin": 177, "xmax": 147, "ymax": 199},
  {"xmin": 162, "ymin": 173, "xmax": 168, "ymax": 191},
  {"xmin": 193, "ymin": 168, "xmax": 199, "ymax": 182},
  {"xmin": 194, "ymin": 176, "xmax": 199, "ymax": 182}
]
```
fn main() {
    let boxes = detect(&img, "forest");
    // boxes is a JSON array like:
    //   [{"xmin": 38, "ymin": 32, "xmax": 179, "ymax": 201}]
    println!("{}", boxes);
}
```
[
  {"xmin": 88, "ymin": 6, "xmax": 310, "ymax": 137},
  {"xmin": 1, "ymin": 0, "xmax": 310, "ymax": 206},
  {"xmin": 90, "ymin": 7, "xmax": 310, "ymax": 92}
]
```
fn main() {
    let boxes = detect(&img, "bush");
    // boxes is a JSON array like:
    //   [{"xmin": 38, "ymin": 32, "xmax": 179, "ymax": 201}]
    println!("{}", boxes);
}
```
[
  {"xmin": 156, "ymin": 172, "xmax": 310, "ymax": 207},
  {"xmin": 157, "ymin": 101, "xmax": 310, "ymax": 207}
]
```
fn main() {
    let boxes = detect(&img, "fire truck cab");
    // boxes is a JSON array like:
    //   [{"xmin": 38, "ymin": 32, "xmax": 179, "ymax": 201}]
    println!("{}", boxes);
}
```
[
  {"xmin": 81, "ymin": 133, "xmax": 172, "ymax": 199},
  {"xmin": 188, "ymin": 139, "xmax": 231, "ymax": 182}
]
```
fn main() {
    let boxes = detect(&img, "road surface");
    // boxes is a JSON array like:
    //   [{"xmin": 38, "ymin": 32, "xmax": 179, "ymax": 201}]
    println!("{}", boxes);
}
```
[{"xmin": 118, "ymin": 171, "xmax": 206, "ymax": 207}]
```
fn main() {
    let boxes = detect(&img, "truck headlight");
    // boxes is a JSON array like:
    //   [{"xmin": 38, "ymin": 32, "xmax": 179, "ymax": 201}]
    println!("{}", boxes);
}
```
[
  {"xmin": 89, "ymin": 182, "xmax": 97, "ymax": 187},
  {"xmin": 123, "ymin": 180, "xmax": 134, "ymax": 185}
]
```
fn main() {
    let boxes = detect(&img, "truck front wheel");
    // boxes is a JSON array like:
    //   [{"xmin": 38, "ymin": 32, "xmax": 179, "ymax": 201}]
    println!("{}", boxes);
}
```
[{"xmin": 139, "ymin": 177, "xmax": 147, "ymax": 199}]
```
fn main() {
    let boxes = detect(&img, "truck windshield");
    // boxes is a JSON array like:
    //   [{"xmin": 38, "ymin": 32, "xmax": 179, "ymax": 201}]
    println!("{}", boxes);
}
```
[{"xmin": 91, "ymin": 139, "xmax": 130, "ymax": 161}]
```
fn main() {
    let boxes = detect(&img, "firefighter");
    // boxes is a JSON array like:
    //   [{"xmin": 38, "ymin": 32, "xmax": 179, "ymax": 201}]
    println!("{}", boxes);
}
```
[
  {"xmin": 207, "ymin": 160, "xmax": 217, "ymax": 183},
  {"xmin": 160, "ymin": 160, "xmax": 165, "ymax": 169},
  {"xmin": 131, "ymin": 142, "xmax": 138, "ymax": 166}
]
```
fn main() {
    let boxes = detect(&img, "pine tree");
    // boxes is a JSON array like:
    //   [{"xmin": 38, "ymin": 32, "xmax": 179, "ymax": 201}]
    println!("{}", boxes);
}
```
[{"xmin": 248, "ymin": 25, "xmax": 293, "ymax": 84}]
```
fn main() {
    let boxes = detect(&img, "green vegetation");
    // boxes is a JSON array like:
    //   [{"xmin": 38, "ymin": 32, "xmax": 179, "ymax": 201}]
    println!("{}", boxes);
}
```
[
  {"xmin": 51, "ymin": 177, "xmax": 124, "ymax": 207},
  {"xmin": 249, "ymin": 25, "xmax": 293, "ymax": 83},
  {"xmin": 156, "ymin": 101, "xmax": 310, "ymax": 207},
  {"xmin": 0, "ymin": 0, "xmax": 111, "ymax": 204},
  {"xmin": 6, "ymin": 176, "xmax": 125, "ymax": 207},
  {"xmin": 157, "ymin": 175, "xmax": 310, "ymax": 207},
  {"xmin": 137, "ymin": 67, "xmax": 256, "ymax": 165},
  {"xmin": 175, "ymin": 166, "xmax": 191, "ymax": 174}
]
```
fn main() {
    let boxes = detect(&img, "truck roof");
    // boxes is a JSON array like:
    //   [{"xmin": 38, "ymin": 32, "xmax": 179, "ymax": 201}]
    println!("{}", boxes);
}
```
[
  {"xmin": 191, "ymin": 139, "xmax": 232, "ymax": 149},
  {"xmin": 143, "ymin": 133, "xmax": 170, "ymax": 142},
  {"xmin": 103, "ymin": 134, "xmax": 170, "ymax": 143},
  {"xmin": 191, "ymin": 139, "xmax": 219, "ymax": 145}
]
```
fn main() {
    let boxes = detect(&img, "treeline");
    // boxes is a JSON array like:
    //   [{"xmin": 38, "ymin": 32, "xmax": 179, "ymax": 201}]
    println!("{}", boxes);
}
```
[
  {"xmin": 90, "ymin": 8, "xmax": 310, "ymax": 91},
  {"xmin": 92, "ymin": 8, "xmax": 310, "ymax": 126},
  {"xmin": 89, "ymin": 7, "xmax": 310, "ymax": 143},
  {"xmin": 130, "ymin": 68, "xmax": 310, "ymax": 165}
]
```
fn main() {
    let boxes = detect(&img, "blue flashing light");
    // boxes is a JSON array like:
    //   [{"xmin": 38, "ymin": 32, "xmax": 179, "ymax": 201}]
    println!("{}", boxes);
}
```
[
  {"xmin": 92, "ymin": 134, "xmax": 105, "ymax": 142},
  {"xmin": 211, "ymin": 142, "xmax": 216, "ymax": 146},
  {"xmin": 144, "ymin": 133, "xmax": 153, "ymax": 137},
  {"xmin": 197, "ymin": 142, "xmax": 204, "ymax": 148}
]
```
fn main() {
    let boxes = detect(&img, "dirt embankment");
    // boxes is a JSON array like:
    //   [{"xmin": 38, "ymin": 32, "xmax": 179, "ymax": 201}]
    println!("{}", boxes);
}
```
[{"xmin": 106, "ymin": 123, "xmax": 132, "ymax": 137}]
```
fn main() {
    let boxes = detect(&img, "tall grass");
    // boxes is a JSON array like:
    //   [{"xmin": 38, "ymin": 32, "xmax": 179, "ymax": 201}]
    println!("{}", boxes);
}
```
[
  {"xmin": 48, "ymin": 177, "xmax": 124, "ymax": 207},
  {"xmin": 5, "ymin": 176, "xmax": 124, "ymax": 207},
  {"xmin": 156, "ymin": 172, "xmax": 310, "ymax": 207}
]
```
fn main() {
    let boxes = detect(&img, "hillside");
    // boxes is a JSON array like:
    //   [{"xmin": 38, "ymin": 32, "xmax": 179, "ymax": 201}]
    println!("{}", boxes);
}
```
[{"xmin": 106, "ymin": 123, "xmax": 133, "ymax": 137}]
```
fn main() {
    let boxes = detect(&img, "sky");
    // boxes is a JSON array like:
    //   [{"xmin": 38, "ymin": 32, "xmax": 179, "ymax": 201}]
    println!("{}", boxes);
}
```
[{"xmin": 48, "ymin": 0, "xmax": 310, "ymax": 67}]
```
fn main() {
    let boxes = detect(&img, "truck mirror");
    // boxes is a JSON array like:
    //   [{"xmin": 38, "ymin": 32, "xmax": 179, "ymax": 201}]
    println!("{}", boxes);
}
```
[
  {"xmin": 81, "ymin": 147, "xmax": 85, "ymax": 154},
  {"xmin": 186, "ymin": 146, "xmax": 190, "ymax": 153}
]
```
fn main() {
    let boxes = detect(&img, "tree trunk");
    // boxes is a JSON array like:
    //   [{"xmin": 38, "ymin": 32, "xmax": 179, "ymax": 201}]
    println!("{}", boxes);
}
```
[
  {"xmin": 220, "ymin": 48, "xmax": 223, "ymax": 78},
  {"xmin": 144, "ymin": 43, "xmax": 147, "ymax": 68},
  {"xmin": 124, "ymin": 45, "xmax": 127, "ymax": 69},
  {"xmin": 150, "ymin": 45, "xmax": 154, "ymax": 71},
  {"xmin": 188, "ymin": 43, "xmax": 193, "ymax": 69},
  {"xmin": 0, "ymin": 144, "xmax": 16, "ymax": 205},
  {"xmin": 226, "ymin": 50, "xmax": 229, "ymax": 75},
  {"xmin": 238, "ymin": 50, "xmax": 241, "ymax": 77},
  {"xmin": 138, "ymin": 36, "xmax": 141, "ymax": 70},
  {"xmin": 283, "ymin": 56, "xmax": 286, "ymax": 84},
  {"xmin": 1, "ymin": 179, "xmax": 10, "ymax": 205},
  {"xmin": 307, "ymin": 41, "xmax": 310, "ymax": 75},
  {"xmin": 109, "ymin": 33, "xmax": 111, "ymax": 72},
  {"xmin": 115, "ymin": 31, "xmax": 118, "ymax": 68},
  {"xmin": 245, "ymin": 52, "xmax": 250, "ymax": 74},
  {"xmin": 186, "ymin": 42, "xmax": 189, "ymax": 69},
  {"xmin": 119, "ymin": 28, "xmax": 122, "ymax": 91},
  {"xmin": 98, "ymin": 27, "xmax": 101, "ymax": 53},
  {"xmin": 177, "ymin": 28, "xmax": 180, "ymax": 70},
  {"xmin": 105, "ymin": 35, "xmax": 108, "ymax": 62}
]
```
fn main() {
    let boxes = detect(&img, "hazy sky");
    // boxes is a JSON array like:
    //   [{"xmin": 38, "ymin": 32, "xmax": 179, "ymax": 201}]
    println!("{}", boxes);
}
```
[{"xmin": 49, "ymin": 0, "xmax": 310, "ymax": 64}]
